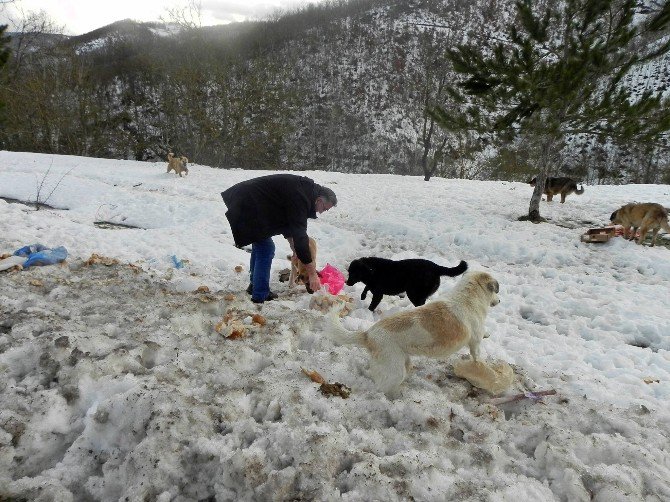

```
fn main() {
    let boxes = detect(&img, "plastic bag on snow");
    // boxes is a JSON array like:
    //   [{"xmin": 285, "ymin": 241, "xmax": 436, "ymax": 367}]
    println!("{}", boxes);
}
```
[
  {"xmin": 17, "ymin": 245, "xmax": 68, "ymax": 268},
  {"xmin": 13, "ymin": 244, "xmax": 50, "ymax": 257},
  {"xmin": 319, "ymin": 263, "xmax": 345, "ymax": 295}
]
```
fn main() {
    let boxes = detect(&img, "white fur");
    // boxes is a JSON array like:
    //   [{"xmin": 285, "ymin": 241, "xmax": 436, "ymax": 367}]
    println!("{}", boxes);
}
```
[{"xmin": 327, "ymin": 271, "xmax": 500, "ymax": 394}]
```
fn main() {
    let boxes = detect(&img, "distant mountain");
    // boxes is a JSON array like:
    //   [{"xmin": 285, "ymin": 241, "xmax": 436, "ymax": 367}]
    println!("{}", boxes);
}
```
[
  {"xmin": 2, "ymin": 0, "xmax": 669, "ymax": 182},
  {"xmin": 6, "ymin": 31, "xmax": 67, "ymax": 51}
]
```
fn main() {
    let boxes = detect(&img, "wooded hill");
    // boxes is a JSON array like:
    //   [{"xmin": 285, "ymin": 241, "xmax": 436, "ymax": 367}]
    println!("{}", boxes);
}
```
[{"xmin": 1, "ymin": 0, "xmax": 668, "ymax": 182}]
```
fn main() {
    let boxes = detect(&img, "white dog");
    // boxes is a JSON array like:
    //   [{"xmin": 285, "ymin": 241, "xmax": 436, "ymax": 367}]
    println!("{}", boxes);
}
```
[{"xmin": 327, "ymin": 271, "xmax": 500, "ymax": 394}]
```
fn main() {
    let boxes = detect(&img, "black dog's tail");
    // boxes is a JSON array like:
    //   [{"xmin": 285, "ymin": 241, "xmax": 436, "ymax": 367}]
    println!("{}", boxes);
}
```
[{"xmin": 437, "ymin": 260, "xmax": 468, "ymax": 277}]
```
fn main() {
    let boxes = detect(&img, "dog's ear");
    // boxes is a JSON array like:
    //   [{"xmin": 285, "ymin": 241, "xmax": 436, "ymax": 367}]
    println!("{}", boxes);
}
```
[
  {"xmin": 528, "ymin": 177, "xmax": 536, "ymax": 185},
  {"xmin": 487, "ymin": 280, "xmax": 499, "ymax": 294},
  {"xmin": 609, "ymin": 210, "xmax": 618, "ymax": 221},
  {"xmin": 181, "ymin": 156, "xmax": 189, "ymax": 163}
]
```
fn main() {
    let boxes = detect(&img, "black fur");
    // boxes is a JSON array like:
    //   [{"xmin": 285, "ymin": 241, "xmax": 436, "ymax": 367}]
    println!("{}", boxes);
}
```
[
  {"xmin": 346, "ymin": 257, "xmax": 468, "ymax": 311},
  {"xmin": 609, "ymin": 210, "xmax": 618, "ymax": 221}
]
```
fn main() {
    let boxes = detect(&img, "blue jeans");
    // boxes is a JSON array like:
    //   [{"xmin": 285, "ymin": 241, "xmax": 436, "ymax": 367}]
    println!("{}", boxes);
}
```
[{"xmin": 249, "ymin": 238, "xmax": 275, "ymax": 301}]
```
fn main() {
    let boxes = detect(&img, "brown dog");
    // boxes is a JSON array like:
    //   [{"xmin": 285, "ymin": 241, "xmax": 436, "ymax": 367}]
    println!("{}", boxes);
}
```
[
  {"xmin": 529, "ymin": 176, "xmax": 584, "ymax": 203},
  {"xmin": 167, "ymin": 153, "xmax": 189, "ymax": 177},
  {"xmin": 288, "ymin": 237, "xmax": 317, "ymax": 292},
  {"xmin": 610, "ymin": 203, "xmax": 670, "ymax": 246}
]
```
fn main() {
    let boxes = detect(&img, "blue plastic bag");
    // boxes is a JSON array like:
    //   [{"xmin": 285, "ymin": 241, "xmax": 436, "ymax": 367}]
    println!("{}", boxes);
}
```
[
  {"xmin": 23, "ymin": 246, "xmax": 68, "ymax": 268},
  {"xmin": 171, "ymin": 255, "xmax": 184, "ymax": 269},
  {"xmin": 14, "ymin": 244, "xmax": 49, "ymax": 257},
  {"xmin": 13, "ymin": 244, "xmax": 68, "ymax": 268}
]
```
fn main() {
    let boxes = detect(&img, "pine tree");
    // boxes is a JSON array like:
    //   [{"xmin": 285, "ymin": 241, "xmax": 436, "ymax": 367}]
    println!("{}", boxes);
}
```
[{"xmin": 430, "ymin": 0, "xmax": 670, "ymax": 222}]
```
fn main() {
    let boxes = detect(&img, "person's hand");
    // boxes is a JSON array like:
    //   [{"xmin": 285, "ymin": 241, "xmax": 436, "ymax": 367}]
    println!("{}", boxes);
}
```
[{"xmin": 308, "ymin": 271, "xmax": 321, "ymax": 294}]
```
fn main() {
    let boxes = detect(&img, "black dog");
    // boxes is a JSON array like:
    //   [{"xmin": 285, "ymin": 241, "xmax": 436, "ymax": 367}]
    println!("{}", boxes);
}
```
[{"xmin": 346, "ymin": 257, "xmax": 468, "ymax": 311}]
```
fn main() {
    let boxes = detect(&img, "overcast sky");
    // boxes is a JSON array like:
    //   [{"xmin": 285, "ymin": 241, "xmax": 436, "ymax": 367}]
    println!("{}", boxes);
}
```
[{"xmin": 0, "ymin": 0, "xmax": 319, "ymax": 34}]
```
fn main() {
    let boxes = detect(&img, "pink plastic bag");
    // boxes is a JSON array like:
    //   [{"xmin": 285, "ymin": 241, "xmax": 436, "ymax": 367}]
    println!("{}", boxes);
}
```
[{"xmin": 319, "ymin": 263, "xmax": 345, "ymax": 295}]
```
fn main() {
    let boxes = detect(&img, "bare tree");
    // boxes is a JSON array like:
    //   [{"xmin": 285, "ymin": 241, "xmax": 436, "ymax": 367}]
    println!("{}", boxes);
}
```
[
  {"xmin": 160, "ymin": 0, "xmax": 203, "ymax": 30},
  {"xmin": 34, "ymin": 159, "xmax": 74, "ymax": 210},
  {"xmin": 5, "ymin": 9, "xmax": 64, "ymax": 78}
]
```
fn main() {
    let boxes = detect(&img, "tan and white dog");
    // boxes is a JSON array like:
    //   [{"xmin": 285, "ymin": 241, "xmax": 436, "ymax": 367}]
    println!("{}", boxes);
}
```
[
  {"xmin": 327, "ymin": 271, "xmax": 500, "ymax": 394},
  {"xmin": 167, "ymin": 152, "xmax": 189, "ymax": 177},
  {"xmin": 288, "ymin": 237, "xmax": 318, "ymax": 293}
]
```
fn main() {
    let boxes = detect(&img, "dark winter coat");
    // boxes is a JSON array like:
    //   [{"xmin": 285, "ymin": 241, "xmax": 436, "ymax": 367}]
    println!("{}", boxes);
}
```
[{"xmin": 221, "ymin": 174, "xmax": 318, "ymax": 264}]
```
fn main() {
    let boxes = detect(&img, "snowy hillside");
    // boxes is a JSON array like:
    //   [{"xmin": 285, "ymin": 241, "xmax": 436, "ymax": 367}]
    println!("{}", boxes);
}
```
[
  {"xmin": 4, "ymin": 0, "xmax": 669, "ymax": 179},
  {"xmin": 0, "ymin": 151, "xmax": 669, "ymax": 500}
]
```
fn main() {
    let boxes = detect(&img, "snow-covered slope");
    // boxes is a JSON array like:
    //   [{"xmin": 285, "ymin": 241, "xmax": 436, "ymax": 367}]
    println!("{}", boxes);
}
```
[{"xmin": 1, "ymin": 151, "xmax": 669, "ymax": 500}]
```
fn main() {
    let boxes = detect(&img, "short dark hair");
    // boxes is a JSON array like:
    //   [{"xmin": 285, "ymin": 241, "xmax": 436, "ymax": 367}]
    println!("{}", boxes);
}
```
[{"xmin": 315, "ymin": 185, "xmax": 337, "ymax": 206}]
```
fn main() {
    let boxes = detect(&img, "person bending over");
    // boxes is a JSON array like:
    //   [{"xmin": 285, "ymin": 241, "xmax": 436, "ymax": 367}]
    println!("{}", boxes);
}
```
[{"xmin": 221, "ymin": 174, "xmax": 337, "ymax": 304}]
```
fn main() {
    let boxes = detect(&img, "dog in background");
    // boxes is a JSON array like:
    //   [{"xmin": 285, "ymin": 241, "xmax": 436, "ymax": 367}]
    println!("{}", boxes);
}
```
[
  {"xmin": 610, "ymin": 202, "xmax": 670, "ymax": 246},
  {"xmin": 529, "ymin": 176, "xmax": 584, "ymax": 203},
  {"xmin": 327, "ymin": 271, "xmax": 500, "ymax": 395},
  {"xmin": 346, "ymin": 257, "xmax": 467, "ymax": 311},
  {"xmin": 288, "ymin": 237, "xmax": 318, "ymax": 293},
  {"xmin": 167, "ymin": 153, "xmax": 189, "ymax": 177}
]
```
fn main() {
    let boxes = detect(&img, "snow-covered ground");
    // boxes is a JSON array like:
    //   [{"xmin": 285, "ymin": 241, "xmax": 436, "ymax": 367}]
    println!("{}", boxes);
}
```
[{"xmin": 0, "ymin": 150, "xmax": 669, "ymax": 501}]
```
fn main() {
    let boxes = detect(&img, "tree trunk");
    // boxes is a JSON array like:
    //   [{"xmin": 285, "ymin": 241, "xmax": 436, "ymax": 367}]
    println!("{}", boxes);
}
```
[
  {"xmin": 421, "ymin": 116, "xmax": 434, "ymax": 181},
  {"xmin": 421, "ymin": 76, "xmax": 447, "ymax": 181},
  {"xmin": 519, "ymin": 132, "xmax": 559, "ymax": 223},
  {"xmin": 525, "ymin": 171, "xmax": 546, "ymax": 222},
  {"xmin": 422, "ymin": 147, "xmax": 431, "ymax": 181}
]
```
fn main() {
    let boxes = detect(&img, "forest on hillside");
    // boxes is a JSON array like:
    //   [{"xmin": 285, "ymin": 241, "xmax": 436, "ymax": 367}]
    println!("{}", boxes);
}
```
[{"xmin": 1, "ymin": 0, "xmax": 669, "ymax": 183}]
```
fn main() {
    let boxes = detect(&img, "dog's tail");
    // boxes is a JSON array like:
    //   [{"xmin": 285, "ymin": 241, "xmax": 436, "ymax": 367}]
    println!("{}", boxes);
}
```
[
  {"xmin": 575, "ymin": 185, "xmax": 585, "ymax": 195},
  {"xmin": 437, "ymin": 260, "xmax": 468, "ymax": 277},
  {"xmin": 326, "ymin": 310, "xmax": 366, "ymax": 347}
]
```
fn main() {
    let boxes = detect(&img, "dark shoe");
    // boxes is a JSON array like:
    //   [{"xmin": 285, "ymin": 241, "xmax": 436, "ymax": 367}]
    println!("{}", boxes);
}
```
[
  {"xmin": 251, "ymin": 291, "xmax": 278, "ymax": 304},
  {"xmin": 246, "ymin": 283, "xmax": 253, "ymax": 295}
]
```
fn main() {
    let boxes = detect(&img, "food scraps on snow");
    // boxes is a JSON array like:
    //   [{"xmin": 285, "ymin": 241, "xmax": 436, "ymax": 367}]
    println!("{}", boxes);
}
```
[
  {"xmin": 85, "ymin": 253, "xmax": 119, "ymax": 266},
  {"xmin": 453, "ymin": 359, "xmax": 514, "ymax": 394},
  {"xmin": 301, "ymin": 367, "xmax": 351, "ymax": 399},
  {"xmin": 214, "ymin": 309, "xmax": 267, "ymax": 339},
  {"xmin": 309, "ymin": 293, "xmax": 353, "ymax": 317}
]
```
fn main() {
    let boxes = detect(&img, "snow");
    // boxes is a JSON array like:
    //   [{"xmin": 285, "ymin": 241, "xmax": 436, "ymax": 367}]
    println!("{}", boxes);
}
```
[{"xmin": 1, "ymin": 150, "xmax": 669, "ymax": 501}]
